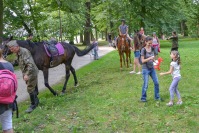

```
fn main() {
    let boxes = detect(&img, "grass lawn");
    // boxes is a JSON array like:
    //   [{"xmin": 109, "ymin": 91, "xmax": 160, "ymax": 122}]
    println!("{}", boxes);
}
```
[{"xmin": 8, "ymin": 39, "xmax": 199, "ymax": 132}]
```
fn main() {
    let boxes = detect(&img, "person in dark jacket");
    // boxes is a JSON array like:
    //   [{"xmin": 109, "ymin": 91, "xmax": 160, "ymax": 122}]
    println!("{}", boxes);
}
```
[{"xmin": 167, "ymin": 31, "xmax": 179, "ymax": 51}]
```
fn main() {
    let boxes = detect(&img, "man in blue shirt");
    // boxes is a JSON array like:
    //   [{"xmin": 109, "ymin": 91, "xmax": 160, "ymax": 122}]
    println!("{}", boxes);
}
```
[{"xmin": 115, "ymin": 19, "xmax": 132, "ymax": 49}]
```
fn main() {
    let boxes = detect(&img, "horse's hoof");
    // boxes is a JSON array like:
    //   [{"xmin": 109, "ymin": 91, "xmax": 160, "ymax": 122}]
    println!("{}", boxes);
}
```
[
  {"xmin": 74, "ymin": 84, "xmax": 79, "ymax": 87},
  {"xmin": 53, "ymin": 92, "xmax": 58, "ymax": 96},
  {"xmin": 60, "ymin": 92, "xmax": 65, "ymax": 95}
]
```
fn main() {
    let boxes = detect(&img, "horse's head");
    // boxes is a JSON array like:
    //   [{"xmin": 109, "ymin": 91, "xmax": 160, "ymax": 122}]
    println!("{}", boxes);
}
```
[
  {"xmin": 119, "ymin": 34, "xmax": 127, "ymax": 38},
  {"xmin": 133, "ymin": 30, "xmax": 146, "ymax": 49},
  {"xmin": 118, "ymin": 34, "xmax": 127, "ymax": 46},
  {"xmin": 1, "ymin": 36, "xmax": 13, "ymax": 58}
]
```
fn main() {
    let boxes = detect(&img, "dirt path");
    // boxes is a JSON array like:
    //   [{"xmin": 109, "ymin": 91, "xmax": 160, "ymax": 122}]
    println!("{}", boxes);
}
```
[{"xmin": 16, "ymin": 46, "xmax": 115, "ymax": 102}]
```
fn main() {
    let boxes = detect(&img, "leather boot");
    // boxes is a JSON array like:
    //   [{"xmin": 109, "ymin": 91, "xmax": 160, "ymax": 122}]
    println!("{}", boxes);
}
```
[
  {"xmin": 35, "ymin": 85, "xmax": 39, "ymax": 95},
  {"xmin": 25, "ymin": 91, "xmax": 39, "ymax": 113}
]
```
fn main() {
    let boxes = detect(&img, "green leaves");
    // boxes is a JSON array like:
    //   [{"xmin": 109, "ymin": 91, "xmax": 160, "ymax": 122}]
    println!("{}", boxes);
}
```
[{"xmin": 2, "ymin": 0, "xmax": 199, "ymax": 41}]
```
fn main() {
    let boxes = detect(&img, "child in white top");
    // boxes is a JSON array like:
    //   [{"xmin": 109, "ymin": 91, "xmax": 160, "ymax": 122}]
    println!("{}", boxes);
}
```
[{"xmin": 160, "ymin": 51, "xmax": 182, "ymax": 106}]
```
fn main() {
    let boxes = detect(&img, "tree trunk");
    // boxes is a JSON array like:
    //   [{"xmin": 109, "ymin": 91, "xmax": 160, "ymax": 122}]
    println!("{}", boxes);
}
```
[
  {"xmin": 110, "ymin": 21, "xmax": 114, "ymax": 39},
  {"xmin": 83, "ymin": 1, "xmax": 91, "ymax": 45},
  {"xmin": 102, "ymin": 32, "xmax": 104, "ymax": 39},
  {"xmin": 95, "ymin": 26, "xmax": 98, "ymax": 41},
  {"xmin": 140, "ymin": 0, "xmax": 146, "ymax": 28},
  {"xmin": 80, "ymin": 32, "xmax": 83, "ymax": 43},
  {"xmin": 27, "ymin": 0, "xmax": 41, "ymax": 41},
  {"xmin": 180, "ymin": 20, "xmax": 188, "ymax": 36},
  {"xmin": 75, "ymin": 36, "xmax": 78, "ymax": 43},
  {"xmin": 91, "ymin": 32, "xmax": 94, "ymax": 41},
  {"xmin": 197, "ymin": 23, "xmax": 199, "ymax": 38},
  {"xmin": 183, "ymin": 21, "xmax": 188, "ymax": 36},
  {"xmin": 105, "ymin": 29, "xmax": 108, "ymax": 41},
  {"xmin": 0, "ymin": 0, "xmax": 3, "ymax": 44}
]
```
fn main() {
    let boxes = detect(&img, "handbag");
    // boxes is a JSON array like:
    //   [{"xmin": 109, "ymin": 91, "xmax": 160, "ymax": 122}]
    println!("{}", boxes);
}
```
[{"xmin": 158, "ymin": 45, "xmax": 160, "ymax": 52}]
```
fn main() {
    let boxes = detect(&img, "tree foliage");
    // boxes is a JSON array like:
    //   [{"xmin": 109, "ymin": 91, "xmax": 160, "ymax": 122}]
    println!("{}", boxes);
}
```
[{"xmin": 1, "ymin": 0, "xmax": 199, "ymax": 43}]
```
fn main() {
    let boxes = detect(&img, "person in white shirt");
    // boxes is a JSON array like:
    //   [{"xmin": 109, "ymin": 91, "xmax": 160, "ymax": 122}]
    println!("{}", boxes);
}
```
[{"xmin": 160, "ymin": 51, "xmax": 182, "ymax": 106}]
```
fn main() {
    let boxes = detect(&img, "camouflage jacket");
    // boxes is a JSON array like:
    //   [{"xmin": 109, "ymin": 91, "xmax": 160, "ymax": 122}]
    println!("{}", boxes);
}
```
[
  {"xmin": 169, "ymin": 36, "xmax": 178, "ymax": 48},
  {"xmin": 17, "ymin": 47, "xmax": 38, "ymax": 77}
]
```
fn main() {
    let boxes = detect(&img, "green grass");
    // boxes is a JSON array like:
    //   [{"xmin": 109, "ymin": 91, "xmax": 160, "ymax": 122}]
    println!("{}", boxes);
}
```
[{"xmin": 6, "ymin": 39, "xmax": 199, "ymax": 132}]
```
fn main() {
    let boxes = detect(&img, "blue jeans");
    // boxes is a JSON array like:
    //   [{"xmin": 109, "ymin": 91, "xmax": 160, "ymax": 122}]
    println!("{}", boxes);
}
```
[
  {"xmin": 141, "ymin": 68, "xmax": 160, "ymax": 101},
  {"xmin": 93, "ymin": 49, "xmax": 98, "ymax": 60}
]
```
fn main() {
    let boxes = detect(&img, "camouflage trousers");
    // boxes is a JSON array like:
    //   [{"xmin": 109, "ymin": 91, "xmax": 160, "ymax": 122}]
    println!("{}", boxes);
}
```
[{"xmin": 26, "ymin": 75, "xmax": 38, "ymax": 93}]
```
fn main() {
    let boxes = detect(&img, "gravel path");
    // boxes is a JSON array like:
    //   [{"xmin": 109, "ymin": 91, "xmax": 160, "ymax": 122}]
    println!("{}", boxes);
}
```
[{"xmin": 16, "ymin": 46, "xmax": 115, "ymax": 103}]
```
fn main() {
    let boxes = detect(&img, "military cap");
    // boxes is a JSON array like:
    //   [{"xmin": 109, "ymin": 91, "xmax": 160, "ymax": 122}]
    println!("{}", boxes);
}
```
[{"xmin": 6, "ymin": 40, "xmax": 19, "ymax": 47}]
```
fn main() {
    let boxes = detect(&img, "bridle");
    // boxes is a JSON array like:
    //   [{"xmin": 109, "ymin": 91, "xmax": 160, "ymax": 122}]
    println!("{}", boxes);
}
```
[{"xmin": 1, "ymin": 40, "xmax": 10, "ymax": 59}]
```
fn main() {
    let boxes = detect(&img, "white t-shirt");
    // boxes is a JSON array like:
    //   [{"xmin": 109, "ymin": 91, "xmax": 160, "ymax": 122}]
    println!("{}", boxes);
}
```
[
  {"xmin": 152, "ymin": 37, "xmax": 158, "ymax": 45},
  {"xmin": 170, "ymin": 61, "xmax": 181, "ymax": 78}
]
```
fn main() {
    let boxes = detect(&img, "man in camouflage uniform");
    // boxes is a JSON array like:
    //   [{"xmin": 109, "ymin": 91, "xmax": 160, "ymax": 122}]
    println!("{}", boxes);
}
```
[{"xmin": 6, "ymin": 40, "xmax": 39, "ymax": 113}]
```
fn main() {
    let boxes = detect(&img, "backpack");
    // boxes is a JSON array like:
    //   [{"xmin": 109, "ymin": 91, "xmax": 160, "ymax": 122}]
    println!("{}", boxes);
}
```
[
  {"xmin": 0, "ymin": 63, "xmax": 19, "ymax": 118},
  {"xmin": 0, "ymin": 69, "xmax": 18, "ymax": 104},
  {"xmin": 139, "ymin": 47, "xmax": 155, "ymax": 65}
]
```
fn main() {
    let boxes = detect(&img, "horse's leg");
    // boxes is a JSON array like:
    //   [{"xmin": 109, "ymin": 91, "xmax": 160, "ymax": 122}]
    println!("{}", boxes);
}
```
[
  {"xmin": 129, "ymin": 49, "xmax": 132, "ymax": 67},
  {"xmin": 61, "ymin": 65, "xmax": 79, "ymax": 94},
  {"xmin": 61, "ymin": 65, "xmax": 71, "ymax": 94},
  {"xmin": 126, "ymin": 52, "xmax": 129, "ymax": 68},
  {"xmin": 119, "ymin": 52, "xmax": 123, "ymax": 69},
  {"xmin": 43, "ymin": 68, "xmax": 58, "ymax": 96},
  {"xmin": 123, "ymin": 53, "xmax": 126, "ymax": 67},
  {"xmin": 70, "ymin": 66, "xmax": 78, "ymax": 87}
]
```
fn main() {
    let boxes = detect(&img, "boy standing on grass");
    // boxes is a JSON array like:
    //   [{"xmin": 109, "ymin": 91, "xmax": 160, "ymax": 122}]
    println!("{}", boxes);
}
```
[{"xmin": 160, "ymin": 51, "xmax": 183, "ymax": 106}]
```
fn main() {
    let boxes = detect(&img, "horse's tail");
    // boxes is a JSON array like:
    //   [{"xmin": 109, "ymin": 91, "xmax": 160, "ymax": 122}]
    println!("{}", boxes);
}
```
[{"xmin": 73, "ymin": 44, "xmax": 96, "ymax": 56}]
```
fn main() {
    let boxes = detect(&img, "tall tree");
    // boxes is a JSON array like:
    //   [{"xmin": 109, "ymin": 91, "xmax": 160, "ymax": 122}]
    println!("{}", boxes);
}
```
[
  {"xmin": 83, "ymin": 0, "xmax": 91, "ymax": 45},
  {"xmin": 0, "ymin": 0, "xmax": 3, "ymax": 44}
]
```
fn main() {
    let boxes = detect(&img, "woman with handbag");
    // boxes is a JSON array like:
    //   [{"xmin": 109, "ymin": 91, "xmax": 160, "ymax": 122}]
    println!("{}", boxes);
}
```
[{"xmin": 152, "ymin": 32, "xmax": 160, "ymax": 60}]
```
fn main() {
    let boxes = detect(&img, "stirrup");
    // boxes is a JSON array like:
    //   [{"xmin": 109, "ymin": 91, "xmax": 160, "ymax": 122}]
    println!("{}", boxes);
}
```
[{"xmin": 50, "ymin": 61, "xmax": 53, "ymax": 67}]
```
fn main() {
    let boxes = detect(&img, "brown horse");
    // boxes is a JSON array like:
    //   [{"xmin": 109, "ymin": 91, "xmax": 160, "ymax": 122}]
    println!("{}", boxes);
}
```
[{"xmin": 117, "ymin": 34, "xmax": 131, "ymax": 69}]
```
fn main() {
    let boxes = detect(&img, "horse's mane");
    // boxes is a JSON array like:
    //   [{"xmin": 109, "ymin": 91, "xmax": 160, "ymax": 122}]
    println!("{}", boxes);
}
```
[
  {"xmin": 133, "ymin": 31, "xmax": 147, "ymax": 50},
  {"xmin": 133, "ymin": 33, "xmax": 140, "ymax": 50}
]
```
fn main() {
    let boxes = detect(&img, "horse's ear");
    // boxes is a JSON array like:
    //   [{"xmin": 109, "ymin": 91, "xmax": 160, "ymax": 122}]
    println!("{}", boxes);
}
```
[{"xmin": 8, "ymin": 36, "xmax": 13, "ymax": 41}]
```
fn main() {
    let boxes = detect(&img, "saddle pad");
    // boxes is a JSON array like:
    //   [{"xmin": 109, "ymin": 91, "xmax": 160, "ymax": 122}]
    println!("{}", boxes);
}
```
[{"xmin": 44, "ymin": 43, "xmax": 64, "ymax": 57}]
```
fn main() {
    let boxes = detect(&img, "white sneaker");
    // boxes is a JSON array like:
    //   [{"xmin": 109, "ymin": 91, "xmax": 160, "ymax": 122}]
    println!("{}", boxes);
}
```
[
  {"xmin": 136, "ymin": 72, "xmax": 141, "ymax": 74},
  {"xmin": 129, "ymin": 71, "xmax": 136, "ymax": 74},
  {"xmin": 176, "ymin": 101, "xmax": 183, "ymax": 105}
]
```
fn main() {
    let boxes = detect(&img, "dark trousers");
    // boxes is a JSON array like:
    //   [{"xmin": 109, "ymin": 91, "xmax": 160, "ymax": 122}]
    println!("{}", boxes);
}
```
[{"xmin": 171, "ymin": 47, "xmax": 178, "ymax": 51}]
